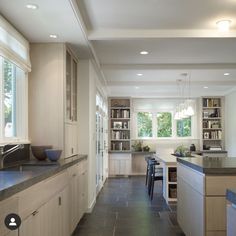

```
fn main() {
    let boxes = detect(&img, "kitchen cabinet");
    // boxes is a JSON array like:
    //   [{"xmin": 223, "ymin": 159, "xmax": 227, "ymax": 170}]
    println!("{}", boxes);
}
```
[
  {"xmin": 29, "ymin": 43, "xmax": 78, "ymax": 158},
  {"xmin": 0, "ymin": 196, "xmax": 19, "ymax": 236},
  {"xmin": 109, "ymin": 153, "xmax": 131, "ymax": 176}
]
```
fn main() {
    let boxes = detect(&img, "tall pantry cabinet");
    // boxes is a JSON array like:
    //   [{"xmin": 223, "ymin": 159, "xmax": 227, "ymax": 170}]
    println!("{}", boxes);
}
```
[{"xmin": 29, "ymin": 43, "xmax": 78, "ymax": 158}]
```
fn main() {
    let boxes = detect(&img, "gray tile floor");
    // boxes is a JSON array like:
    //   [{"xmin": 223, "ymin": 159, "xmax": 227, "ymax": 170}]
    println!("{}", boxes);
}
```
[{"xmin": 73, "ymin": 176, "xmax": 185, "ymax": 236}]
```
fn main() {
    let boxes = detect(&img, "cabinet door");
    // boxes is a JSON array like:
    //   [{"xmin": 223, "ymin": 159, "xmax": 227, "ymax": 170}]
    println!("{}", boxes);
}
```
[
  {"xmin": 66, "ymin": 51, "xmax": 72, "ymax": 121},
  {"xmin": 71, "ymin": 59, "xmax": 77, "ymax": 122},
  {"xmin": 120, "ymin": 159, "xmax": 131, "ymax": 175},
  {"xmin": 19, "ymin": 209, "xmax": 42, "ymax": 236},
  {"xmin": 5, "ymin": 231, "xmax": 17, "ymax": 236},
  {"xmin": 65, "ymin": 123, "xmax": 78, "ymax": 158},
  {"xmin": 61, "ymin": 186, "xmax": 70, "ymax": 236},
  {"xmin": 109, "ymin": 159, "xmax": 120, "ymax": 175}
]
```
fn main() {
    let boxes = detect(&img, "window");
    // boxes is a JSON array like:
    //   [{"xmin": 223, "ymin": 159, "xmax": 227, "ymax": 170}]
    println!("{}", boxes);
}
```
[
  {"xmin": 177, "ymin": 117, "xmax": 191, "ymax": 137},
  {"xmin": 157, "ymin": 112, "xmax": 172, "ymax": 137},
  {"xmin": 135, "ymin": 111, "xmax": 192, "ymax": 139},
  {"xmin": 0, "ymin": 56, "xmax": 27, "ymax": 141},
  {"xmin": 137, "ymin": 112, "xmax": 152, "ymax": 138}
]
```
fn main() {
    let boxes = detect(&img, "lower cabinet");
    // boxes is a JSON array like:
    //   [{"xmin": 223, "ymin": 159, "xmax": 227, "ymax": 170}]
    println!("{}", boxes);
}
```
[
  {"xmin": 109, "ymin": 153, "xmax": 131, "ymax": 176},
  {"xmin": 0, "ymin": 159, "xmax": 87, "ymax": 236}
]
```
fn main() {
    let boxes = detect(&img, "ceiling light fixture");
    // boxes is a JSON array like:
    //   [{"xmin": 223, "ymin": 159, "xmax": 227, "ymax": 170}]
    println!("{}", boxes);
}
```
[
  {"xmin": 204, "ymin": 86, "xmax": 208, "ymax": 89},
  {"xmin": 26, "ymin": 4, "xmax": 38, "ymax": 10},
  {"xmin": 224, "ymin": 72, "xmax": 230, "ymax": 76},
  {"xmin": 137, "ymin": 73, "xmax": 143, "ymax": 76},
  {"xmin": 140, "ymin": 51, "xmax": 149, "ymax": 55},
  {"xmin": 216, "ymin": 20, "xmax": 231, "ymax": 32},
  {"xmin": 135, "ymin": 86, "xmax": 140, "ymax": 89},
  {"xmin": 49, "ymin": 34, "xmax": 58, "ymax": 39}
]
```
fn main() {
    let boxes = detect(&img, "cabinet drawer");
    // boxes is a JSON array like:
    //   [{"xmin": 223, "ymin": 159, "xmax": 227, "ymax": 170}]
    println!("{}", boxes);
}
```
[
  {"xmin": 205, "ymin": 176, "xmax": 236, "ymax": 196},
  {"xmin": 177, "ymin": 163, "xmax": 205, "ymax": 195},
  {"xmin": 18, "ymin": 181, "xmax": 45, "ymax": 219},
  {"xmin": 0, "ymin": 196, "xmax": 18, "ymax": 236},
  {"xmin": 44, "ymin": 170, "xmax": 68, "ymax": 200}
]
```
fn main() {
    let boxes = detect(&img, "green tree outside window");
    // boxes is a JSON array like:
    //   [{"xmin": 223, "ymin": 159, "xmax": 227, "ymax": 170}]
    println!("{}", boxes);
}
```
[
  {"xmin": 177, "ymin": 117, "xmax": 191, "ymax": 137},
  {"xmin": 157, "ymin": 112, "xmax": 172, "ymax": 137},
  {"xmin": 137, "ymin": 112, "xmax": 152, "ymax": 137}
]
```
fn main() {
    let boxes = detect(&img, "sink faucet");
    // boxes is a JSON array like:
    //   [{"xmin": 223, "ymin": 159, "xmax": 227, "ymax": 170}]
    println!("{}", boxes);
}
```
[{"xmin": 0, "ymin": 144, "xmax": 24, "ymax": 169}]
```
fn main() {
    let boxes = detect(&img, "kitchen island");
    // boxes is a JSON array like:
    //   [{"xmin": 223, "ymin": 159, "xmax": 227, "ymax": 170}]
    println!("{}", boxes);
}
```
[{"xmin": 177, "ymin": 156, "xmax": 236, "ymax": 236}]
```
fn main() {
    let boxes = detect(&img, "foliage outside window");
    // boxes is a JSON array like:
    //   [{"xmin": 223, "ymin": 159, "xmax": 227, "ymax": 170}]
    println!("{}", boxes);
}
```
[
  {"xmin": 137, "ymin": 112, "xmax": 153, "ymax": 138},
  {"xmin": 2, "ymin": 58, "xmax": 17, "ymax": 138},
  {"xmin": 177, "ymin": 117, "xmax": 191, "ymax": 137},
  {"xmin": 157, "ymin": 112, "xmax": 172, "ymax": 137}
]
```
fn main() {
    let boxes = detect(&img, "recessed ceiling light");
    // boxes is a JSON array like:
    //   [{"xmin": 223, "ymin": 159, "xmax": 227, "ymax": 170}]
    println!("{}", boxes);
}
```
[
  {"xmin": 204, "ymin": 86, "xmax": 208, "ymax": 89},
  {"xmin": 140, "ymin": 51, "xmax": 149, "ymax": 55},
  {"xmin": 216, "ymin": 20, "xmax": 231, "ymax": 32},
  {"xmin": 224, "ymin": 72, "xmax": 230, "ymax": 76},
  {"xmin": 137, "ymin": 73, "xmax": 143, "ymax": 76},
  {"xmin": 49, "ymin": 34, "xmax": 58, "ymax": 39},
  {"xmin": 135, "ymin": 86, "xmax": 140, "ymax": 89},
  {"xmin": 26, "ymin": 4, "xmax": 38, "ymax": 10}
]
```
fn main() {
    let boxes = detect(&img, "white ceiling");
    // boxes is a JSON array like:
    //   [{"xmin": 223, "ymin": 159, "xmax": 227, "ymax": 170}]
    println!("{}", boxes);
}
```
[{"xmin": 0, "ymin": 0, "xmax": 236, "ymax": 97}]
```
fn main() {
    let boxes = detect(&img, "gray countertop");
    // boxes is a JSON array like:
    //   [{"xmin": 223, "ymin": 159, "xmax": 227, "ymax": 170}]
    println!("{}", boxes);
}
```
[
  {"xmin": 109, "ymin": 151, "xmax": 155, "ymax": 154},
  {"xmin": 177, "ymin": 156, "xmax": 236, "ymax": 175},
  {"xmin": 0, "ymin": 154, "xmax": 87, "ymax": 201},
  {"xmin": 226, "ymin": 189, "xmax": 236, "ymax": 205}
]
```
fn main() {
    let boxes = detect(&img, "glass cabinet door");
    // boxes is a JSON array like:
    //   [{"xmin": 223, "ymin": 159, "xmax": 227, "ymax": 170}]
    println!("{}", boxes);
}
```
[
  {"xmin": 66, "ymin": 51, "xmax": 72, "ymax": 121},
  {"xmin": 72, "ymin": 59, "xmax": 77, "ymax": 122}
]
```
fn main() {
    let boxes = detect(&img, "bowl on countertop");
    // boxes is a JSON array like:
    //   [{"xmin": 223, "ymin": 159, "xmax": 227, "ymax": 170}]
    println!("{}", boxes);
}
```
[
  {"xmin": 31, "ymin": 145, "xmax": 53, "ymax": 161},
  {"xmin": 45, "ymin": 149, "xmax": 62, "ymax": 162}
]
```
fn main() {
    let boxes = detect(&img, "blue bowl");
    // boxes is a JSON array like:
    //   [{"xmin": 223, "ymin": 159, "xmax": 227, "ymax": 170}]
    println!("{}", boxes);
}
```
[{"xmin": 45, "ymin": 149, "xmax": 62, "ymax": 161}]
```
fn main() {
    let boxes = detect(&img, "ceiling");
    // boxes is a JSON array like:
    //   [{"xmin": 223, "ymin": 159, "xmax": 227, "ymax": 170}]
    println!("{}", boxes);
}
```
[{"xmin": 1, "ymin": 0, "xmax": 236, "ymax": 97}]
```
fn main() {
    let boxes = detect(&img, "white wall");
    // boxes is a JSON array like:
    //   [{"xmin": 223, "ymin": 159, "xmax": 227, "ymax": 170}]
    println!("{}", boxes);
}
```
[
  {"xmin": 78, "ymin": 59, "xmax": 107, "ymax": 212},
  {"xmin": 225, "ymin": 90, "xmax": 236, "ymax": 156}
]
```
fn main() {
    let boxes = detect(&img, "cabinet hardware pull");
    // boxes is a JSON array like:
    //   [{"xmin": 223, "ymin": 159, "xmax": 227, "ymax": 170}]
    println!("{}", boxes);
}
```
[
  {"xmin": 59, "ymin": 196, "xmax": 62, "ymax": 206},
  {"xmin": 32, "ymin": 210, "xmax": 39, "ymax": 216},
  {"xmin": 72, "ymin": 173, "xmax": 77, "ymax": 177}
]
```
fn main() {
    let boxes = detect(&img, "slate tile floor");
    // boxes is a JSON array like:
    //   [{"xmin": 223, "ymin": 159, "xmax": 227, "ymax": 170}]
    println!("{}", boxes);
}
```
[{"xmin": 73, "ymin": 176, "xmax": 185, "ymax": 236}]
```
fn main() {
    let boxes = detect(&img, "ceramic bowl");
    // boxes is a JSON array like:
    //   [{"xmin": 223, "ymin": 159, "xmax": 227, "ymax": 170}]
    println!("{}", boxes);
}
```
[
  {"xmin": 31, "ymin": 145, "xmax": 53, "ymax": 161},
  {"xmin": 45, "ymin": 149, "xmax": 62, "ymax": 162}
]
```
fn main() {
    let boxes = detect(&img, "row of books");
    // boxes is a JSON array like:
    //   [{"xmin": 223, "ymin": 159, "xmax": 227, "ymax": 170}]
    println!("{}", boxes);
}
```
[
  {"xmin": 203, "ymin": 120, "xmax": 221, "ymax": 129},
  {"xmin": 203, "ymin": 98, "xmax": 221, "ymax": 107},
  {"xmin": 203, "ymin": 130, "xmax": 222, "ymax": 140},
  {"xmin": 111, "ymin": 131, "xmax": 130, "ymax": 140},
  {"xmin": 111, "ymin": 109, "xmax": 130, "ymax": 118}
]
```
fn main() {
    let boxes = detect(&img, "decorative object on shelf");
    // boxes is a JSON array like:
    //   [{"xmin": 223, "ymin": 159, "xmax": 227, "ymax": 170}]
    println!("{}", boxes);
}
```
[
  {"xmin": 174, "ymin": 73, "xmax": 195, "ymax": 120},
  {"xmin": 113, "ymin": 121, "xmax": 122, "ymax": 129},
  {"xmin": 31, "ymin": 145, "xmax": 53, "ymax": 161},
  {"xmin": 143, "ymin": 145, "xmax": 150, "ymax": 152},
  {"xmin": 45, "ymin": 149, "xmax": 62, "ymax": 161},
  {"xmin": 132, "ymin": 140, "xmax": 143, "ymax": 152},
  {"xmin": 190, "ymin": 144, "xmax": 196, "ymax": 152}
]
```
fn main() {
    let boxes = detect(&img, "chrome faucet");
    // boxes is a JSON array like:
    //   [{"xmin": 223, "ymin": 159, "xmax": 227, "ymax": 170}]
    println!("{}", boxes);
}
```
[{"xmin": 0, "ymin": 144, "xmax": 24, "ymax": 169}]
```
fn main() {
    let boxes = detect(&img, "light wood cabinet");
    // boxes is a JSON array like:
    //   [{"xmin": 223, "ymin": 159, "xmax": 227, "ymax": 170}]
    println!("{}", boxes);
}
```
[
  {"xmin": 29, "ymin": 43, "xmax": 78, "ymax": 158},
  {"xmin": 0, "ymin": 196, "xmax": 19, "ymax": 236},
  {"xmin": 0, "ymin": 160, "xmax": 87, "ymax": 236},
  {"xmin": 109, "ymin": 153, "xmax": 131, "ymax": 176}
]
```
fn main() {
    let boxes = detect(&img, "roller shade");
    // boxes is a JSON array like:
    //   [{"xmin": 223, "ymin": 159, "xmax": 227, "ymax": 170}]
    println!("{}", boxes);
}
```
[{"xmin": 0, "ymin": 15, "xmax": 31, "ymax": 72}]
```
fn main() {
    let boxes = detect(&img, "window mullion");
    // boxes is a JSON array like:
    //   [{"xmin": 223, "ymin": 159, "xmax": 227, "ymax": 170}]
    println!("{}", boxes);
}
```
[
  {"xmin": 0, "ymin": 57, "xmax": 3, "ymax": 141},
  {"xmin": 153, "ymin": 112, "xmax": 157, "ymax": 139}
]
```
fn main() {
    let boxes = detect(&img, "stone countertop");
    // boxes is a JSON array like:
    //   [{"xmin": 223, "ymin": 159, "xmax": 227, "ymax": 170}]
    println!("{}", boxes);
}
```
[
  {"xmin": 157, "ymin": 154, "xmax": 177, "ymax": 165},
  {"xmin": 109, "ymin": 151, "xmax": 155, "ymax": 154},
  {"xmin": 177, "ymin": 156, "xmax": 236, "ymax": 175},
  {"xmin": 0, "ymin": 154, "xmax": 87, "ymax": 201}
]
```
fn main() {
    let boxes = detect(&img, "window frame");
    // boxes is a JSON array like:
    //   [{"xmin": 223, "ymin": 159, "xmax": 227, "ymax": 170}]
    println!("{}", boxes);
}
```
[
  {"xmin": 0, "ymin": 56, "xmax": 29, "ymax": 144},
  {"xmin": 134, "ymin": 109, "xmax": 194, "ymax": 140}
]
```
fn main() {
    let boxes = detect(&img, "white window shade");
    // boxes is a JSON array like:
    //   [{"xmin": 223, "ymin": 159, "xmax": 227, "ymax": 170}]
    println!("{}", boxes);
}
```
[{"xmin": 0, "ymin": 15, "xmax": 31, "ymax": 72}]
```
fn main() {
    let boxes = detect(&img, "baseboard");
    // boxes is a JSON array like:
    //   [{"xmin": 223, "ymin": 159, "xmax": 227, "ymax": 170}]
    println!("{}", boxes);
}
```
[{"xmin": 86, "ymin": 197, "xmax": 96, "ymax": 213}]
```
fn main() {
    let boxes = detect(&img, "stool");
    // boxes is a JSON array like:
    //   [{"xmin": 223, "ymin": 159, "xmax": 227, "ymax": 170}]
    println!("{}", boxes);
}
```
[
  {"xmin": 148, "ymin": 160, "xmax": 163, "ymax": 200},
  {"xmin": 145, "ymin": 156, "xmax": 155, "ymax": 186}
]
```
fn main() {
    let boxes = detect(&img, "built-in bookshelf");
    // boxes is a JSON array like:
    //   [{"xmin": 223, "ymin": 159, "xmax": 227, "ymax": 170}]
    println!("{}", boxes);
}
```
[
  {"xmin": 109, "ymin": 98, "xmax": 131, "ymax": 152},
  {"xmin": 200, "ymin": 97, "xmax": 225, "ymax": 151}
]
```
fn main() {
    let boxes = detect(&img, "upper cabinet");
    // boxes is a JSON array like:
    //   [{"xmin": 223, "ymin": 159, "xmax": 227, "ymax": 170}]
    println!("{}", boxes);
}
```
[
  {"xmin": 200, "ymin": 97, "xmax": 225, "ymax": 151},
  {"xmin": 29, "ymin": 43, "xmax": 78, "ymax": 158},
  {"xmin": 66, "ymin": 50, "xmax": 78, "ymax": 123}
]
